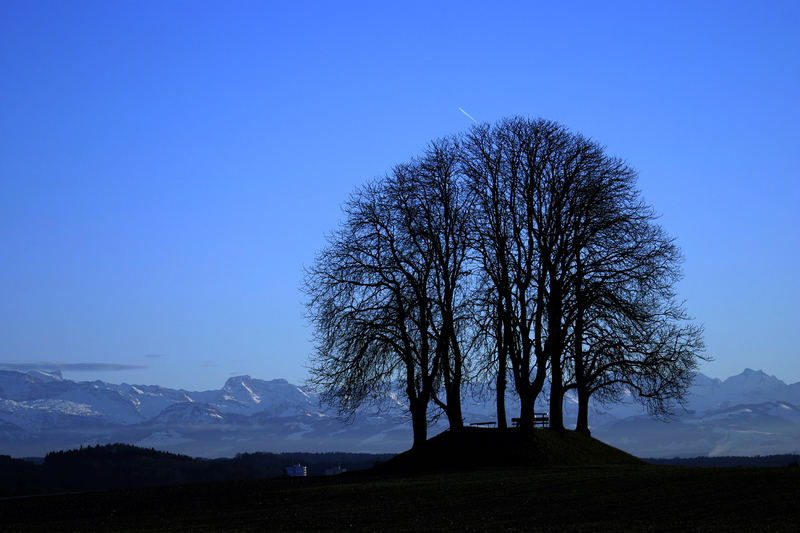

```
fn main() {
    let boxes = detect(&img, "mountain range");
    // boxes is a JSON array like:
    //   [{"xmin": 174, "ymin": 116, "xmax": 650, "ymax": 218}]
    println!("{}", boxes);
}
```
[{"xmin": 1, "ymin": 368, "xmax": 798, "ymax": 458}]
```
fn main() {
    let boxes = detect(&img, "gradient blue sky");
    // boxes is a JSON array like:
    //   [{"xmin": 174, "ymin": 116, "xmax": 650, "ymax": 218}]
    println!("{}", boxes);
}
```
[{"xmin": 1, "ymin": 1, "xmax": 798, "ymax": 390}]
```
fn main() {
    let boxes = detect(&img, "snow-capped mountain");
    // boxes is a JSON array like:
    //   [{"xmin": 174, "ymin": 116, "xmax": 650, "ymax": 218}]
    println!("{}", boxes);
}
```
[
  {"xmin": 0, "ymin": 368, "xmax": 798, "ymax": 459},
  {"xmin": 683, "ymin": 368, "xmax": 800, "ymax": 411},
  {"xmin": 589, "ymin": 369, "xmax": 800, "ymax": 458},
  {"xmin": 208, "ymin": 376, "xmax": 325, "ymax": 417},
  {"xmin": 149, "ymin": 403, "xmax": 228, "ymax": 425}
]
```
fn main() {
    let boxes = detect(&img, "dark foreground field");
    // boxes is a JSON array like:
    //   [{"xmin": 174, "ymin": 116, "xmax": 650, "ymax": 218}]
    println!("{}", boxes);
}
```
[{"xmin": 2, "ymin": 464, "xmax": 799, "ymax": 531}]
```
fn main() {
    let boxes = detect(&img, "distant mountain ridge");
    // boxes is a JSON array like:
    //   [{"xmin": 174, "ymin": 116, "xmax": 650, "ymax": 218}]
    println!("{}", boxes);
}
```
[
  {"xmin": 589, "ymin": 368, "xmax": 800, "ymax": 458},
  {"xmin": 0, "ymin": 368, "xmax": 798, "ymax": 458},
  {"xmin": 687, "ymin": 368, "xmax": 800, "ymax": 410}
]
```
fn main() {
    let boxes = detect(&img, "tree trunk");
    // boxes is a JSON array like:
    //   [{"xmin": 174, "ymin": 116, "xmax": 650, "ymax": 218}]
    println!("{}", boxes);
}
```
[
  {"xmin": 495, "ymin": 298, "xmax": 508, "ymax": 429},
  {"xmin": 573, "ymin": 257, "xmax": 590, "ymax": 435},
  {"xmin": 445, "ymin": 386, "xmax": 464, "ymax": 430},
  {"xmin": 548, "ymin": 277, "xmax": 565, "ymax": 432},
  {"xmin": 447, "ymin": 317, "xmax": 465, "ymax": 430},
  {"xmin": 406, "ymin": 353, "xmax": 429, "ymax": 450},
  {"xmin": 496, "ymin": 362, "xmax": 507, "ymax": 429},
  {"xmin": 576, "ymin": 386, "xmax": 591, "ymax": 435},
  {"xmin": 549, "ymin": 367, "xmax": 565, "ymax": 431},
  {"xmin": 410, "ymin": 401, "xmax": 429, "ymax": 450},
  {"xmin": 518, "ymin": 385, "xmax": 535, "ymax": 432}
]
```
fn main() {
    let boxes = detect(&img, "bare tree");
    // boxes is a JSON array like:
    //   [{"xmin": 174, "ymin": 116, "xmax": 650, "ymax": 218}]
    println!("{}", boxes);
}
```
[
  {"xmin": 305, "ymin": 140, "xmax": 476, "ymax": 445},
  {"xmin": 306, "ymin": 115, "xmax": 706, "ymax": 446},
  {"xmin": 410, "ymin": 139, "xmax": 476, "ymax": 430},
  {"xmin": 462, "ymin": 116, "xmax": 705, "ymax": 432},
  {"xmin": 564, "ymin": 201, "xmax": 706, "ymax": 433},
  {"xmin": 462, "ymin": 118, "xmax": 562, "ymax": 430},
  {"xmin": 462, "ymin": 124, "xmax": 514, "ymax": 429},
  {"xmin": 304, "ymin": 178, "xmax": 439, "ymax": 449}
]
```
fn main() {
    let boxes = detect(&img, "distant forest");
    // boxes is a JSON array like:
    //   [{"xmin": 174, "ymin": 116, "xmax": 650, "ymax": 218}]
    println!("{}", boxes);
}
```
[
  {"xmin": 0, "ymin": 443, "xmax": 393, "ymax": 498},
  {"xmin": 645, "ymin": 455, "xmax": 800, "ymax": 468}
]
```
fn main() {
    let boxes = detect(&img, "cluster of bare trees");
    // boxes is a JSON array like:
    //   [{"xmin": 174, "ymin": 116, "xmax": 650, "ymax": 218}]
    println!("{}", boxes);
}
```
[{"xmin": 304, "ymin": 117, "xmax": 705, "ymax": 449}]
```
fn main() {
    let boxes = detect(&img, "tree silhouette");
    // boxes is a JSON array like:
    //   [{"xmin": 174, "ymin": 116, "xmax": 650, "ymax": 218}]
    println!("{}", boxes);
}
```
[
  {"xmin": 464, "ymin": 117, "xmax": 705, "ymax": 431},
  {"xmin": 305, "ymin": 116, "xmax": 706, "ymax": 444},
  {"xmin": 304, "ymin": 141, "xmax": 475, "ymax": 446},
  {"xmin": 409, "ymin": 139, "xmax": 475, "ymax": 430},
  {"xmin": 554, "ymin": 133, "xmax": 705, "ymax": 433}
]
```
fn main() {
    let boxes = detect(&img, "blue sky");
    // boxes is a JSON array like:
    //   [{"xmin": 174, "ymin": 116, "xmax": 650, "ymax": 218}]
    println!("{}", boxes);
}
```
[{"xmin": 1, "ymin": 1, "xmax": 798, "ymax": 390}]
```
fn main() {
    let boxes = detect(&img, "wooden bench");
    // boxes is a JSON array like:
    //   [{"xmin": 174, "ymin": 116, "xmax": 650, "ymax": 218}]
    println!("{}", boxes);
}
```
[
  {"xmin": 469, "ymin": 421, "xmax": 497, "ymax": 428},
  {"xmin": 511, "ymin": 414, "xmax": 549, "ymax": 428}
]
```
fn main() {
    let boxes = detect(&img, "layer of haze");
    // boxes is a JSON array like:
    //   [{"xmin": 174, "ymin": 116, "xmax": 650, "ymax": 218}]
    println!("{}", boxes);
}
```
[{"xmin": 1, "ymin": 1, "xmax": 798, "ymax": 390}]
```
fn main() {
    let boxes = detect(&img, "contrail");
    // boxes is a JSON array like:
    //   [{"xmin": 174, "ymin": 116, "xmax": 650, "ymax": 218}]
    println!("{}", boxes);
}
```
[{"xmin": 458, "ymin": 107, "xmax": 478, "ymax": 124}]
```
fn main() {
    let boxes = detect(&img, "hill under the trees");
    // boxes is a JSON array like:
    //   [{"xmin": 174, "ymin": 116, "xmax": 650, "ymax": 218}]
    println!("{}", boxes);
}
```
[{"xmin": 373, "ymin": 427, "xmax": 642, "ymax": 473}]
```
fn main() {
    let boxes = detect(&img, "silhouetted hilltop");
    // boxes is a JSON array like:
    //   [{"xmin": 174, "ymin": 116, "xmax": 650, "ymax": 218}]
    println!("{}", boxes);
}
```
[
  {"xmin": 0, "ymin": 454, "xmax": 40, "ymax": 494},
  {"xmin": 374, "ymin": 427, "xmax": 642, "ymax": 472},
  {"xmin": 42, "ymin": 444, "xmax": 215, "ymax": 491}
]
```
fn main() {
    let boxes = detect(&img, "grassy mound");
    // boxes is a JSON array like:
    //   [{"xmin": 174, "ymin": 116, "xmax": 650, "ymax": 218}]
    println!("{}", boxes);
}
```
[{"xmin": 375, "ymin": 427, "xmax": 642, "ymax": 472}]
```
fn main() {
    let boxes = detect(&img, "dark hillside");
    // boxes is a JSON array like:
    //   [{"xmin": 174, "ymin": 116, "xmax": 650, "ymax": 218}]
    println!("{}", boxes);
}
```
[
  {"xmin": 374, "ymin": 427, "xmax": 641, "ymax": 472},
  {"xmin": 0, "ymin": 455, "xmax": 42, "ymax": 496},
  {"xmin": 3, "ymin": 464, "xmax": 799, "ymax": 531}
]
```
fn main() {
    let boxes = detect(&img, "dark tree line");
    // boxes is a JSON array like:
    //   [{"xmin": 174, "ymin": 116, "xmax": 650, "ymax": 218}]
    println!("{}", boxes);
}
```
[
  {"xmin": 304, "ymin": 117, "xmax": 706, "ymax": 448},
  {"xmin": 0, "ymin": 445, "xmax": 394, "ymax": 497}
]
